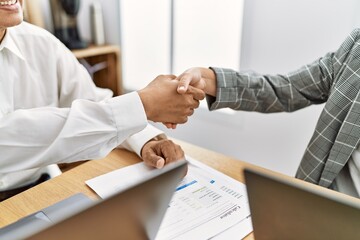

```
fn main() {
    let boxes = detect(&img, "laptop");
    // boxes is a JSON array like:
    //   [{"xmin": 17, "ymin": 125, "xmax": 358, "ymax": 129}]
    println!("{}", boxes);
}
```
[
  {"xmin": 0, "ymin": 159, "xmax": 187, "ymax": 240},
  {"xmin": 244, "ymin": 168, "xmax": 360, "ymax": 240}
]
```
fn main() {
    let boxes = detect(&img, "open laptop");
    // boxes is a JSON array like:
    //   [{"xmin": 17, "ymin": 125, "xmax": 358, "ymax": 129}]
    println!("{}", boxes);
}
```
[
  {"xmin": 244, "ymin": 168, "xmax": 360, "ymax": 240},
  {"xmin": 0, "ymin": 159, "xmax": 187, "ymax": 240}
]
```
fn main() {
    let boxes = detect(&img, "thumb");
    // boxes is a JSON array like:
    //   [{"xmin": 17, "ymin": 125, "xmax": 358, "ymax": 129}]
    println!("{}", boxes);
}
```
[
  {"xmin": 156, "ymin": 158, "xmax": 165, "ymax": 169},
  {"xmin": 177, "ymin": 75, "xmax": 191, "ymax": 94},
  {"xmin": 144, "ymin": 148, "xmax": 165, "ymax": 169}
]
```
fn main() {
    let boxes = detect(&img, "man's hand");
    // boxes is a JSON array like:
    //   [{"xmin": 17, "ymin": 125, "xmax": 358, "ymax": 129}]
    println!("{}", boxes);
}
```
[
  {"xmin": 141, "ymin": 139, "xmax": 184, "ymax": 169},
  {"xmin": 138, "ymin": 75, "xmax": 205, "ymax": 125},
  {"xmin": 162, "ymin": 68, "xmax": 217, "ymax": 129}
]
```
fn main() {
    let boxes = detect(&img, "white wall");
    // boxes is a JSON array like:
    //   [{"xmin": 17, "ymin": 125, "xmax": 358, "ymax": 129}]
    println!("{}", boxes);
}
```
[
  {"xmin": 241, "ymin": 0, "xmax": 360, "ymax": 73},
  {"xmin": 119, "ymin": 0, "xmax": 172, "ymax": 91},
  {"xmin": 173, "ymin": 0, "xmax": 244, "ymax": 75},
  {"xmin": 118, "ymin": 0, "xmax": 244, "ymax": 91}
]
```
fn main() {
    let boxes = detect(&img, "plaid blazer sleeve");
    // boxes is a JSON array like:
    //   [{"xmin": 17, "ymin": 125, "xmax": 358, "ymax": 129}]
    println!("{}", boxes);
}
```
[
  {"xmin": 208, "ymin": 40, "xmax": 343, "ymax": 113},
  {"xmin": 209, "ymin": 29, "xmax": 360, "ymax": 187}
]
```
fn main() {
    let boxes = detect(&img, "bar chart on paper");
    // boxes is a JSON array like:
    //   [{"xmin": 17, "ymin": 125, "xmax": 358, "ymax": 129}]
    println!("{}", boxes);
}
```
[{"xmin": 86, "ymin": 156, "xmax": 252, "ymax": 240}]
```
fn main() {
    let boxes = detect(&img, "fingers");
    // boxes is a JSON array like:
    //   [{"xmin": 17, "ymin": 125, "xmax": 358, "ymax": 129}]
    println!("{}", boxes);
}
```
[
  {"xmin": 160, "ymin": 140, "xmax": 184, "ymax": 164},
  {"xmin": 156, "ymin": 74, "xmax": 177, "ymax": 81},
  {"xmin": 184, "ymin": 94, "xmax": 200, "ymax": 111},
  {"xmin": 187, "ymin": 86, "xmax": 205, "ymax": 101},
  {"xmin": 140, "ymin": 73, "xmax": 202, "ymax": 125},
  {"xmin": 142, "ymin": 146, "xmax": 165, "ymax": 169},
  {"xmin": 177, "ymin": 74, "xmax": 192, "ymax": 94},
  {"xmin": 193, "ymin": 101, "xmax": 200, "ymax": 109},
  {"xmin": 142, "ymin": 139, "xmax": 184, "ymax": 169},
  {"xmin": 161, "ymin": 95, "xmax": 198, "ymax": 127},
  {"xmin": 156, "ymin": 158, "xmax": 165, "ymax": 169},
  {"xmin": 176, "ymin": 68, "xmax": 205, "ymax": 95},
  {"xmin": 163, "ymin": 123, "xmax": 177, "ymax": 129}
]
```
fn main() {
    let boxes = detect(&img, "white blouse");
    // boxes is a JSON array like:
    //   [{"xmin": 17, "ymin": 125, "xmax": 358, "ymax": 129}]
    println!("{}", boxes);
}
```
[{"xmin": 0, "ymin": 22, "xmax": 163, "ymax": 190}]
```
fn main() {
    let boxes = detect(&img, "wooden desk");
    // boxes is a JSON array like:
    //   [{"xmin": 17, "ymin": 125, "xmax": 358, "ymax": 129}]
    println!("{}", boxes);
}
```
[{"xmin": 0, "ymin": 140, "xmax": 261, "ymax": 239}]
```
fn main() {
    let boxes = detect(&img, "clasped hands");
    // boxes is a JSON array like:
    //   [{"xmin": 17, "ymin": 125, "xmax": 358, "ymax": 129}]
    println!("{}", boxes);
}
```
[
  {"xmin": 137, "ymin": 68, "xmax": 211, "ymax": 169},
  {"xmin": 138, "ymin": 68, "xmax": 209, "ymax": 127},
  {"xmin": 138, "ymin": 75, "xmax": 202, "ymax": 126}
]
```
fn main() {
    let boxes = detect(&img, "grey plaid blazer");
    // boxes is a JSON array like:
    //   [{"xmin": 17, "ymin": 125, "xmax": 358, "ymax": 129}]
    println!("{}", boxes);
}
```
[{"xmin": 209, "ymin": 29, "xmax": 360, "ymax": 188}]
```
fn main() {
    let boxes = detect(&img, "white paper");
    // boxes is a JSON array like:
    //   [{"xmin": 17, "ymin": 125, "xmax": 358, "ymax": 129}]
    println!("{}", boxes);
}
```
[
  {"xmin": 86, "ymin": 162, "xmax": 155, "ymax": 199},
  {"xmin": 86, "ymin": 156, "xmax": 252, "ymax": 240},
  {"xmin": 210, "ymin": 216, "xmax": 253, "ymax": 240}
]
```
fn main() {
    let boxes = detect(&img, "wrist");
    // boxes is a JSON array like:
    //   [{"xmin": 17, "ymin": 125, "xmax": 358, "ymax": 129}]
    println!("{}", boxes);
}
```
[
  {"xmin": 141, "ymin": 135, "xmax": 164, "ymax": 157},
  {"xmin": 137, "ymin": 90, "xmax": 152, "ymax": 120},
  {"xmin": 203, "ymin": 68, "xmax": 217, "ymax": 96}
]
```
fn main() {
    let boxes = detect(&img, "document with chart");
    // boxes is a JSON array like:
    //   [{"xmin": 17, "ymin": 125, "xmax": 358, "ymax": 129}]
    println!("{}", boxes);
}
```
[{"xmin": 86, "ymin": 156, "xmax": 252, "ymax": 240}]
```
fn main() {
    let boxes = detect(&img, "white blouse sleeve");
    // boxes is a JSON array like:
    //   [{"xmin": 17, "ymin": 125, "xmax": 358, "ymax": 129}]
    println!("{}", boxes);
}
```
[
  {"xmin": 0, "ymin": 30, "xmax": 163, "ymax": 173},
  {"xmin": 0, "ymin": 92, "xmax": 147, "ymax": 173},
  {"xmin": 52, "ymin": 40, "xmax": 166, "ymax": 159},
  {"xmin": 119, "ymin": 124, "xmax": 166, "ymax": 157}
]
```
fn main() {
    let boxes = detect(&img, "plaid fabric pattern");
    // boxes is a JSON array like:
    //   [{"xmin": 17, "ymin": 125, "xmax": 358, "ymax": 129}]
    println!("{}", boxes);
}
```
[{"xmin": 209, "ymin": 29, "xmax": 360, "ymax": 188}]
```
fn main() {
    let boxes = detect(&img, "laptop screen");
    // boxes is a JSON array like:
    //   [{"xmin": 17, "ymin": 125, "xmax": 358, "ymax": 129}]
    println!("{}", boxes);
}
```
[
  {"xmin": 244, "ymin": 168, "xmax": 360, "ymax": 240},
  {"xmin": 1, "ymin": 160, "xmax": 187, "ymax": 240}
]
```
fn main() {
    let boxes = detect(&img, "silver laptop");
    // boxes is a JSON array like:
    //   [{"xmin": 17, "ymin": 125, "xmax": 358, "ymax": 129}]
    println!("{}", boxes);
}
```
[
  {"xmin": 0, "ymin": 160, "xmax": 187, "ymax": 240},
  {"xmin": 244, "ymin": 168, "xmax": 360, "ymax": 240}
]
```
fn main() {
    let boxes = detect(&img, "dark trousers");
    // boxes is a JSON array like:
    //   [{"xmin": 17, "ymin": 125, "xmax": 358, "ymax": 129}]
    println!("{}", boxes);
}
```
[{"xmin": 0, "ymin": 174, "xmax": 50, "ymax": 202}]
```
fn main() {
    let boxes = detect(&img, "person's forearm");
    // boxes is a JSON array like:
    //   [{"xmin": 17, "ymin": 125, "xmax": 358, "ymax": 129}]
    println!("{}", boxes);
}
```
[{"xmin": 0, "ymin": 94, "xmax": 147, "ymax": 172}]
